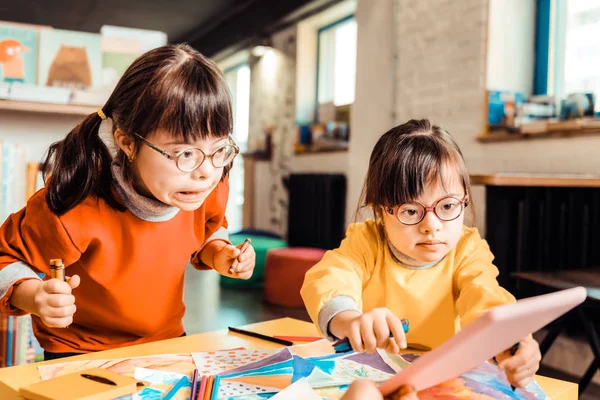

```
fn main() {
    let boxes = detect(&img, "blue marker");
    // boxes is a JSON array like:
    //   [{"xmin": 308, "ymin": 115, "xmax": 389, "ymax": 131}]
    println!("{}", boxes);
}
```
[
  {"xmin": 160, "ymin": 375, "xmax": 188, "ymax": 400},
  {"xmin": 333, "ymin": 319, "xmax": 409, "ymax": 353}
]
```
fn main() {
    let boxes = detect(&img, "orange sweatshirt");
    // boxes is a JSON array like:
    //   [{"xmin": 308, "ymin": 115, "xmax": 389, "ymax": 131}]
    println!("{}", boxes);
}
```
[{"xmin": 0, "ymin": 178, "xmax": 229, "ymax": 353}]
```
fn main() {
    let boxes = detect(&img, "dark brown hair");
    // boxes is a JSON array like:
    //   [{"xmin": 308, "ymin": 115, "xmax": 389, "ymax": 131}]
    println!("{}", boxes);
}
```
[
  {"xmin": 42, "ymin": 44, "xmax": 233, "ymax": 215},
  {"xmin": 359, "ymin": 119, "xmax": 473, "ymax": 219}
]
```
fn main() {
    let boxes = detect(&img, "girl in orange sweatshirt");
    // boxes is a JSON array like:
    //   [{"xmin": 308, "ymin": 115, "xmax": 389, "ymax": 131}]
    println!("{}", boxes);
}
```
[{"xmin": 0, "ymin": 44, "xmax": 255, "ymax": 360}]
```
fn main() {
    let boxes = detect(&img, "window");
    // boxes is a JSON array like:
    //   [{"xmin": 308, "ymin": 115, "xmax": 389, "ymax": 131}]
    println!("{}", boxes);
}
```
[
  {"xmin": 223, "ymin": 64, "xmax": 250, "ymax": 233},
  {"xmin": 538, "ymin": 0, "xmax": 600, "ymax": 112},
  {"xmin": 316, "ymin": 15, "xmax": 357, "ymax": 108}
]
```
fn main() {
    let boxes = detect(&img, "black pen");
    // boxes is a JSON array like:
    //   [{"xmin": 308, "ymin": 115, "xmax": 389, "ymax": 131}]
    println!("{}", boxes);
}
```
[{"xmin": 228, "ymin": 326, "xmax": 293, "ymax": 346}]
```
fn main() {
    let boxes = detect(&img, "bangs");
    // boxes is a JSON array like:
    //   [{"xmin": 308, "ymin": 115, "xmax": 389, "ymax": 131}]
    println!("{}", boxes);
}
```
[
  {"xmin": 136, "ymin": 53, "xmax": 233, "ymax": 142},
  {"xmin": 370, "ymin": 135, "xmax": 468, "ymax": 207}
]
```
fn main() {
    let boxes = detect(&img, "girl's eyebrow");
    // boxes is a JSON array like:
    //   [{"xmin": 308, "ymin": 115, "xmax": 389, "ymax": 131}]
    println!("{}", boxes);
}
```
[
  {"xmin": 444, "ymin": 192, "xmax": 464, "ymax": 198},
  {"xmin": 163, "ymin": 137, "xmax": 229, "ymax": 147},
  {"xmin": 411, "ymin": 192, "xmax": 465, "ymax": 204}
]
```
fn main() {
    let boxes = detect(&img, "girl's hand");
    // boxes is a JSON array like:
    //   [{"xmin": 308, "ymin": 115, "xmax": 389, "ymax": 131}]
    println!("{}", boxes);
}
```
[
  {"xmin": 330, "ymin": 308, "xmax": 408, "ymax": 354},
  {"xmin": 213, "ymin": 242, "xmax": 256, "ymax": 280},
  {"xmin": 35, "ymin": 275, "xmax": 80, "ymax": 328},
  {"xmin": 341, "ymin": 380, "xmax": 418, "ymax": 400},
  {"xmin": 495, "ymin": 336, "xmax": 541, "ymax": 388}
]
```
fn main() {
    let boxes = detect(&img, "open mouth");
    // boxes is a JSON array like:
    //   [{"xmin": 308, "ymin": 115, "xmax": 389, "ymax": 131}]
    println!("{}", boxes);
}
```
[
  {"xmin": 174, "ymin": 190, "xmax": 206, "ymax": 202},
  {"xmin": 179, "ymin": 191, "xmax": 202, "ymax": 195}
]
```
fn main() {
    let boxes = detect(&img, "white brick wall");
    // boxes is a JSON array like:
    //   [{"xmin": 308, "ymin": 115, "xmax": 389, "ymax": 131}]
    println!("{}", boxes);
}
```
[
  {"xmin": 248, "ymin": 26, "xmax": 298, "ymax": 236},
  {"xmin": 394, "ymin": 0, "xmax": 488, "ymax": 170}
]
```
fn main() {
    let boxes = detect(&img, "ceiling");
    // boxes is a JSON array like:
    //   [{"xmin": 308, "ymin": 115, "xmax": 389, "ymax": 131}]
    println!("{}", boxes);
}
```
[{"xmin": 0, "ymin": 0, "xmax": 333, "ymax": 57}]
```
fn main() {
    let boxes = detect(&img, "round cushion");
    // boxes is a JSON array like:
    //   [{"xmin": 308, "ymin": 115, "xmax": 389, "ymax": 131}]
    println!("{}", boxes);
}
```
[
  {"xmin": 263, "ymin": 247, "xmax": 326, "ymax": 307},
  {"xmin": 219, "ymin": 234, "xmax": 287, "ymax": 288}
]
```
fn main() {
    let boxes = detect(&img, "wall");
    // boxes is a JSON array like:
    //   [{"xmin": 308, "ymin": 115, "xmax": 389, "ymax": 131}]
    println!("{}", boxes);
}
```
[
  {"xmin": 390, "ymin": 0, "xmax": 490, "ymax": 229},
  {"xmin": 345, "ymin": 0, "xmax": 396, "ymax": 224},
  {"xmin": 247, "ymin": 26, "xmax": 298, "ymax": 236}
]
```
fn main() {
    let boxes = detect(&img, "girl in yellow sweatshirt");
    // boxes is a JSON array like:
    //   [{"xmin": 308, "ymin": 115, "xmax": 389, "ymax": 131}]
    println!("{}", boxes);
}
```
[{"xmin": 301, "ymin": 119, "xmax": 541, "ymax": 389}]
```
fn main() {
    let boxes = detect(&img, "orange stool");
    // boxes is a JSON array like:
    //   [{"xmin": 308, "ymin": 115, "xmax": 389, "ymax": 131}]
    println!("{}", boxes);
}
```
[{"xmin": 263, "ymin": 247, "xmax": 326, "ymax": 307}]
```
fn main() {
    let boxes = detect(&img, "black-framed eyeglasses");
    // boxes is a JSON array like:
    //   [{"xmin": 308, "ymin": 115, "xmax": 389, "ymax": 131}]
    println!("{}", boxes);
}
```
[
  {"xmin": 386, "ymin": 196, "xmax": 469, "ymax": 226},
  {"xmin": 133, "ymin": 133, "xmax": 239, "ymax": 172}
]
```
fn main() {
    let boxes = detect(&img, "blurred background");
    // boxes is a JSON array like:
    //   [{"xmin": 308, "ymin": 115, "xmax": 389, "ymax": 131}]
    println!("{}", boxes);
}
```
[{"xmin": 0, "ymin": 0, "xmax": 599, "ymax": 396}]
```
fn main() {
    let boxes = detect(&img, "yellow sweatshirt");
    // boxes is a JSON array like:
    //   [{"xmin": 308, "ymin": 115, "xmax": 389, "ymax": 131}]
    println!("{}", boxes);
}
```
[{"xmin": 301, "ymin": 220, "xmax": 515, "ymax": 349}]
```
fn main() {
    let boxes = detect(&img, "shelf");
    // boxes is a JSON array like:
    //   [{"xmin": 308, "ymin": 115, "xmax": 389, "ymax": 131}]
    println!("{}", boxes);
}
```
[
  {"xmin": 294, "ymin": 146, "xmax": 349, "ymax": 156},
  {"xmin": 470, "ymin": 173, "xmax": 600, "ymax": 188},
  {"xmin": 0, "ymin": 99, "xmax": 98, "ymax": 116},
  {"xmin": 476, "ymin": 127, "xmax": 600, "ymax": 142},
  {"xmin": 242, "ymin": 152, "xmax": 271, "ymax": 161}
]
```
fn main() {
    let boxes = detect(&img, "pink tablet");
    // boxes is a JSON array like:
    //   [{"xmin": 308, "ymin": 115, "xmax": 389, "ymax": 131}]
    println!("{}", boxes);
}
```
[{"xmin": 378, "ymin": 286, "xmax": 587, "ymax": 395}]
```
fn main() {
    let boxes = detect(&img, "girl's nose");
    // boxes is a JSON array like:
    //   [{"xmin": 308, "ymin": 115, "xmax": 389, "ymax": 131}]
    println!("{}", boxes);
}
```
[
  {"xmin": 192, "ymin": 159, "xmax": 215, "ymax": 179},
  {"xmin": 419, "ymin": 210, "xmax": 443, "ymax": 233}
]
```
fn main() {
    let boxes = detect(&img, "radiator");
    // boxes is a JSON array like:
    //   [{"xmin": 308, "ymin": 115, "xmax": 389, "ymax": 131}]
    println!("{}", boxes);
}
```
[
  {"xmin": 286, "ymin": 174, "xmax": 347, "ymax": 250},
  {"xmin": 485, "ymin": 186, "xmax": 600, "ymax": 293}
]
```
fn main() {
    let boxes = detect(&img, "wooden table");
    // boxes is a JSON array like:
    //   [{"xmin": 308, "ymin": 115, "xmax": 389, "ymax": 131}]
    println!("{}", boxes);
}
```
[
  {"xmin": 0, "ymin": 318, "xmax": 578, "ymax": 399},
  {"xmin": 470, "ymin": 173, "xmax": 600, "ymax": 188}
]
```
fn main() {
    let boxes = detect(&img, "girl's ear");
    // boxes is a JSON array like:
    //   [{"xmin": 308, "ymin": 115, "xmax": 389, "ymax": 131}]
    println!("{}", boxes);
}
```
[{"xmin": 114, "ymin": 129, "xmax": 136, "ymax": 161}]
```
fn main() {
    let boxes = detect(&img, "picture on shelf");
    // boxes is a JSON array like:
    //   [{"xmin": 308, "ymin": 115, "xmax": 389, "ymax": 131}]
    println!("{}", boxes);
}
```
[
  {"xmin": 487, "ymin": 90, "xmax": 526, "ymax": 129},
  {"xmin": 38, "ymin": 29, "xmax": 102, "ymax": 90},
  {"xmin": 0, "ymin": 23, "xmax": 38, "ymax": 85},
  {"xmin": 101, "ymin": 25, "xmax": 167, "ymax": 90}
]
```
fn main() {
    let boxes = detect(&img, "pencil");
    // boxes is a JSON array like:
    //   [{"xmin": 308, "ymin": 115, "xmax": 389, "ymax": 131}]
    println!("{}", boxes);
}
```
[
  {"xmin": 228, "ymin": 238, "xmax": 251, "ymax": 274},
  {"xmin": 228, "ymin": 326, "xmax": 294, "ymax": 346}
]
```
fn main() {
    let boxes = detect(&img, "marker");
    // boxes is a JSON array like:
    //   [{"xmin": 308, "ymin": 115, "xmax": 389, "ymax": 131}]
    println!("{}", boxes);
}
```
[
  {"xmin": 210, "ymin": 375, "xmax": 220, "ymax": 400},
  {"xmin": 161, "ymin": 375, "xmax": 188, "ymax": 400},
  {"xmin": 228, "ymin": 238, "xmax": 251, "ymax": 274},
  {"xmin": 189, "ymin": 369, "xmax": 199, "ymax": 400},
  {"xmin": 49, "ymin": 259, "xmax": 66, "ymax": 281},
  {"xmin": 333, "ymin": 319, "xmax": 409, "ymax": 353}
]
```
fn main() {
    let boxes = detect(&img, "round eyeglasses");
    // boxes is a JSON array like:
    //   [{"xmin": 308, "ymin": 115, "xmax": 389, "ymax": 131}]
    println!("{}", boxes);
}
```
[
  {"xmin": 386, "ymin": 196, "xmax": 469, "ymax": 225},
  {"xmin": 133, "ymin": 133, "xmax": 239, "ymax": 172}
]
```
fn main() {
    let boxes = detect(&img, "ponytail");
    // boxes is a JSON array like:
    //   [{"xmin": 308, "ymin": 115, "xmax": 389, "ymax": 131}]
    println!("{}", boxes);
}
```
[{"xmin": 41, "ymin": 112, "xmax": 125, "ymax": 215}]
